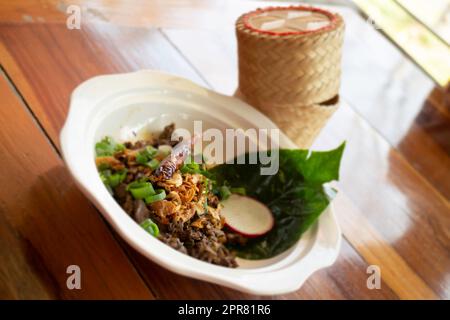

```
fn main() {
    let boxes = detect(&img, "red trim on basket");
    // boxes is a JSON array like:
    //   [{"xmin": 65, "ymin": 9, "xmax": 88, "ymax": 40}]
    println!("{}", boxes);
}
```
[{"xmin": 242, "ymin": 6, "xmax": 338, "ymax": 36}]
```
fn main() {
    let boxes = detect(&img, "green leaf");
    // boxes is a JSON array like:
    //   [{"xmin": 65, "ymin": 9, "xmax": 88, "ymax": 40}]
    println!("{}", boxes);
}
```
[
  {"xmin": 230, "ymin": 187, "xmax": 246, "ymax": 196},
  {"xmin": 219, "ymin": 186, "xmax": 231, "ymax": 200},
  {"xmin": 147, "ymin": 158, "xmax": 160, "ymax": 170},
  {"xmin": 298, "ymin": 142, "xmax": 345, "ymax": 184},
  {"xmin": 209, "ymin": 143, "xmax": 345, "ymax": 259}
]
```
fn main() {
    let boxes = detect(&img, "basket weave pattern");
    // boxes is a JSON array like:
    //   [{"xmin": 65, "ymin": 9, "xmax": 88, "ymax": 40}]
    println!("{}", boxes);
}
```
[{"xmin": 236, "ymin": 8, "xmax": 345, "ymax": 148}]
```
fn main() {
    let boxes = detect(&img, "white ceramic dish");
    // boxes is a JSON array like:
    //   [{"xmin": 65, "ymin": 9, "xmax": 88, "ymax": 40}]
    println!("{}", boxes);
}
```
[{"xmin": 60, "ymin": 70, "xmax": 341, "ymax": 295}]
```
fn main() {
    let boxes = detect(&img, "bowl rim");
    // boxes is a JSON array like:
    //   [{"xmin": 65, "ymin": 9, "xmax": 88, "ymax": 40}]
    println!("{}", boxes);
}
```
[{"xmin": 60, "ymin": 70, "xmax": 341, "ymax": 295}]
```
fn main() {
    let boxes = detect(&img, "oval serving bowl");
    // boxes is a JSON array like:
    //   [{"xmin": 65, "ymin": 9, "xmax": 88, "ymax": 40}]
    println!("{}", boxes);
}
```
[{"xmin": 60, "ymin": 70, "xmax": 341, "ymax": 295}]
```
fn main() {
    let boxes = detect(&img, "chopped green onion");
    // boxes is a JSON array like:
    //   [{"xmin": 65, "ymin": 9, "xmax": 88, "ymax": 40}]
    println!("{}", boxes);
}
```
[
  {"xmin": 105, "ymin": 184, "xmax": 113, "ymax": 195},
  {"xmin": 95, "ymin": 137, "xmax": 125, "ymax": 156},
  {"xmin": 126, "ymin": 181, "xmax": 148, "ymax": 190},
  {"xmin": 180, "ymin": 162, "xmax": 200, "ymax": 174},
  {"xmin": 127, "ymin": 181, "xmax": 155, "ymax": 199},
  {"xmin": 144, "ymin": 189, "xmax": 166, "ymax": 204},
  {"xmin": 135, "ymin": 152, "xmax": 148, "ymax": 165},
  {"xmin": 140, "ymin": 218, "xmax": 159, "ymax": 237},
  {"xmin": 99, "ymin": 169, "xmax": 127, "ymax": 188},
  {"xmin": 130, "ymin": 186, "xmax": 154, "ymax": 200},
  {"xmin": 136, "ymin": 146, "xmax": 158, "ymax": 165},
  {"xmin": 99, "ymin": 170, "xmax": 110, "ymax": 184},
  {"xmin": 143, "ymin": 145, "xmax": 158, "ymax": 158},
  {"xmin": 147, "ymin": 158, "xmax": 160, "ymax": 170},
  {"xmin": 219, "ymin": 186, "xmax": 231, "ymax": 200},
  {"xmin": 108, "ymin": 170, "xmax": 127, "ymax": 188},
  {"xmin": 202, "ymin": 178, "xmax": 210, "ymax": 194},
  {"xmin": 115, "ymin": 143, "xmax": 125, "ymax": 152},
  {"xmin": 230, "ymin": 187, "xmax": 246, "ymax": 196},
  {"xmin": 97, "ymin": 162, "xmax": 110, "ymax": 171},
  {"xmin": 95, "ymin": 138, "xmax": 113, "ymax": 156}
]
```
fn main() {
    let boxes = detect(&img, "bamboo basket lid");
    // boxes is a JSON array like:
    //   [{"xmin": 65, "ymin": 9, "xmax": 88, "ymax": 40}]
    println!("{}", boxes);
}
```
[{"xmin": 235, "ymin": 6, "xmax": 345, "ymax": 148}]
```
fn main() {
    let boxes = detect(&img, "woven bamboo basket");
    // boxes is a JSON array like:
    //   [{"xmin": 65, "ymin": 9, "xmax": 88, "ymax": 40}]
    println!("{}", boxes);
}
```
[{"xmin": 236, "ymin": 6, "xmax": 345, "ymax": 148}]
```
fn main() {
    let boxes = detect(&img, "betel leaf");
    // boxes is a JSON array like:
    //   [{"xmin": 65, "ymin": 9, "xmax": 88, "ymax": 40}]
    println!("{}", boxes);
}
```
[{"xmin": 209, "ymin": 142, "xmax": 345, "ymax": 259}]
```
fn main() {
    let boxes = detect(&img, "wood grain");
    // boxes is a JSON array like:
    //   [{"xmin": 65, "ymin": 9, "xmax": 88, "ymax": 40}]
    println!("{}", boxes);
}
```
[
  {"xmin": 319, "ymin": 103, "xmax": 449, "ymax": 298},
  {"xmin": 0, "ymin": 22, "xmax": 204, "ymax": 148},
  {"xmin": 0, "ymin": 72, "xmax": 154, "ymax": 299},
  {"xmin": 127, "ymin": 237, "xmax": 398, "ymax": 299},
  {"xmin": 396, "ymin": 88, "xmax": 450, "ymax": 199},
  {"xmin": 0, "ymin": 0, "xmax": 348, "ymax": 29},
  {"xmin": 334, "ymin": 194, "xmax": 438, "ymax": 299}
]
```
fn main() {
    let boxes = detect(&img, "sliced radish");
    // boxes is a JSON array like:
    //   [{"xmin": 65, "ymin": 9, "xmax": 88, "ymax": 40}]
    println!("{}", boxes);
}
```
[{"xmin": 221, "ymin": 194, "xmax": 274, "ymax": 238}]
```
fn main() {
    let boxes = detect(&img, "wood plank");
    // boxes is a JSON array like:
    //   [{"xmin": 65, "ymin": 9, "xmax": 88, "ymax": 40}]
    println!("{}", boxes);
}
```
[
  {"xmin": 319, "ymin": 104, "xmax": 449, "ymax": 299},
  {"xmin": 334, "ymin": 194, "xmax": 437, "ymax": 299},
  {"xmin": 396, "ymin": 88, "xmax": 450, "ymax": 199},
  {"xmin": 0, "ymin": 72, "xmax": 154, "ymax": 299},
  {"xmin": 0, "ymin": 22, "xmax": 205, "ymax": 147},
  {"xmin": 0, "ymin": 0, "xmax": 355, "ymax": 28},
  {"xmin": 339, "ymin": 12, "xmax": 450, "ymax": 199},
  {"xmin": 128, "ymin": 238, "xmax": 398, "ymax": 299},
  {"xmin": 0, "ymin": 22, "xmax": 396, "ymax": 299}
]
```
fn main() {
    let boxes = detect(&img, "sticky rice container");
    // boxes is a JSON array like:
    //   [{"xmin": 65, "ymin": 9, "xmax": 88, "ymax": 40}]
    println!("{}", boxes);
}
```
[{"xmin": 236, "ymin": 6, "xmax": 345, "ymax": 148}]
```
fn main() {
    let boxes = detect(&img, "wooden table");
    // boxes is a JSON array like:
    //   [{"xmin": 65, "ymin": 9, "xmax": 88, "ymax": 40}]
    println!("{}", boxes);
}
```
[{"xmin": 0, "ymin": 0, "xmax": 448, "ymax": 300}]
